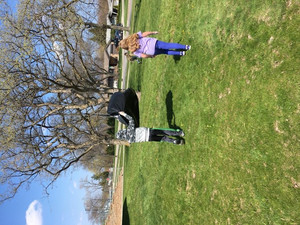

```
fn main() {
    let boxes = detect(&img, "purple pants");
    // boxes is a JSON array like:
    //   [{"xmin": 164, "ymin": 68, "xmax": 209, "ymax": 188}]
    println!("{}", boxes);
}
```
[{"xmin": 154, "ymin": 40, "xmax": 186, "ymax": 56}]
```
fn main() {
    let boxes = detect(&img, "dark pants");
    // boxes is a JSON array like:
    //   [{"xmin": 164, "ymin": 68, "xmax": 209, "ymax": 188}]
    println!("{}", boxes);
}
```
[{"xmin": 149, "ymin": 128, "xmax": 182, "ymax": 143}]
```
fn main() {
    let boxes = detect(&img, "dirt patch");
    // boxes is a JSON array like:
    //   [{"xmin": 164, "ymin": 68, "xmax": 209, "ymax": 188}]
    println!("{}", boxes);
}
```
[{"xmin": 105, "ymin": 169, "xmax": 124, "ymax": 225}]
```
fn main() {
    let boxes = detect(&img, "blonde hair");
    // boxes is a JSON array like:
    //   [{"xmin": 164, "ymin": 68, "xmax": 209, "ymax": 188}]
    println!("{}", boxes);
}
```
[{"xmin": 119, "ymin": 33, "xmax": 140, "ymax": 52}]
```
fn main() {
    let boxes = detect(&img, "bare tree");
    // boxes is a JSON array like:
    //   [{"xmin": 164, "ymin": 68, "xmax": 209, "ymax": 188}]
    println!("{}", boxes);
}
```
[
  {"xmin": 81, "ymin": 175, "xmax": 111, "ymax": 224},
  {"xmin": 84, "ymin": 194, "xmax": 110, "ymax": 224},
  {"xmin": 0, "ymin": 0, "xmax": 128, "ymax": 204}
]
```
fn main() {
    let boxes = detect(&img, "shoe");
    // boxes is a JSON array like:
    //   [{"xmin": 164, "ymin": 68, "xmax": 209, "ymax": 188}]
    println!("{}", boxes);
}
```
[
  {"xmin": 174, "ymin": 129, "xmax": 185, "ymax": 137},
  {"xmin": 173, "ymin": 139, "xmax": 181, "ymax": 145},
  {"xmin": 185, "ymin": 45, "xmax": 191, "ymax": 50},
  {"xmin": 180, "ymin": 51, "xmax": 185, "ymax": 56},
  {"xmin": 178, "ymin": 130, "xmax": 185, "ymax": 137},
  {"xmin": 173, "ymin": 139, "xmax": 185, "ymax": 145}
]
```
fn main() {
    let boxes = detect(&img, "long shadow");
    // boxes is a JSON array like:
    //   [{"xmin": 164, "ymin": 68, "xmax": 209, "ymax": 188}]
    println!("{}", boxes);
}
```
[
  {"xmin": 166, "ymin": 91, "xmax": 181, "ymax": 130},
  {"xmin": 122, "ymin": 198, "xmax": 130, "ymax": 225},
  {"xmin": 173, "ymin": 55, "xmax": 181, "ymax": 64}
]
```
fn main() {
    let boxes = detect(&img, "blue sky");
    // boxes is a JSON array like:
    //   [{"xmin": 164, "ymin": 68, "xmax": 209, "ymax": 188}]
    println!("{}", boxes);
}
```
[
  {"xmin": 0, "ymin": 168, "xmax": 93, "ymax": 225},
  {"xmin": 0, "ymin": 1, "xmax": 94, "ymax": 225},
  {"xmin": 6, "ymin": 0, "xmax": 18, "ymax": 11}
]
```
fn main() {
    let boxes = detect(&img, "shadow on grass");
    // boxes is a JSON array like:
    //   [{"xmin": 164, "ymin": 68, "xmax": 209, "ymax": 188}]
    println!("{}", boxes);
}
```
[
  {"xmin": 166, "ymin": 91, "xmax": 185, "ymax": 144},
  {"xmin": 173, "ymin": 55, "xmax": 181, "ymax": 63},
  {"xmin": 166, "ymin": 91, "xmax": 181, "ymax": 130},
  {"xmin": 122, "ymin": 198, "xmax": 130, "ymax": 225}
]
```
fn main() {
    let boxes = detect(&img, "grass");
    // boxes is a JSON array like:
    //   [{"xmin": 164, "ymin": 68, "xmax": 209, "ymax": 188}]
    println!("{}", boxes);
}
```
[{"xmin": 122, "ymin": 0, "xmax": 300, "ymax": 224}]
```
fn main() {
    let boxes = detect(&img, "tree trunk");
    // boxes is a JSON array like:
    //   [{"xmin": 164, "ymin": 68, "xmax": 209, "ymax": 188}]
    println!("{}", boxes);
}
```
[{"xmin": 102, "ymin": 139, "xmax": 130, "ymax": 146}]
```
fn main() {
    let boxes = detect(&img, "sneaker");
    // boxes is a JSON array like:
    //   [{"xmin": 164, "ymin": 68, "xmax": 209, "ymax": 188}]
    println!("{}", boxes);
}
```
[
  {"xmin": 185, "ymin": 45, "xmax": 191, "ymax": 50},
  {"xmin": 178, "ymin": 130, "xmax": 185, "ymax": 137},
  {"xmin": 173, "ymin": 139, "xmax": 181, "ymax": 145},
  {"xmin": 174, "ymin": 129, "xmax": 185, "ymax": 137},
  {"xmin": 180, "ymin": 51, "xmax": 185, "ymax": 56},
  {"xmin": 173, "ymin": 139, "xmax": 185, "ymax": 145}
]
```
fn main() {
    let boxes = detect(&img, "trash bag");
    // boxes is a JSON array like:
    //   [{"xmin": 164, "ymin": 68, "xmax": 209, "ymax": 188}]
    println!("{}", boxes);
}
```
[{"xmin": 107, "ymin": 88, "xmax": 140, "ymax": 127}]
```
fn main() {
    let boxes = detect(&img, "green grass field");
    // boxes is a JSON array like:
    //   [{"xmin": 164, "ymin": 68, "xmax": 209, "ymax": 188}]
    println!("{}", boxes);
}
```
[{"xmin": 122, "ymin": 0, "xmax": 300, "ymax": 224}]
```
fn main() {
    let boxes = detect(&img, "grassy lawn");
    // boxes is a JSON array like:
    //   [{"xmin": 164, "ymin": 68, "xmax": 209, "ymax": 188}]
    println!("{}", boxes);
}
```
[{"xmin": 122, "ymin": 0, "xmax": 300, "ymax": 224}]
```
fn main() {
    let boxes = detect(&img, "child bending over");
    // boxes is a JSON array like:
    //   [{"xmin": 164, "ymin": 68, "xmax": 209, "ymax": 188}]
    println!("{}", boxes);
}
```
[{"xmin": 116, "ymin": 112, "xmax": 185, "ymax": 145}]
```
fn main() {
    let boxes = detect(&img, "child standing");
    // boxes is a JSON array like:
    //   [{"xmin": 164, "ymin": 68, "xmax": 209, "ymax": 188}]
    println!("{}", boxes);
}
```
[
  {"xmin": 116, "ymin": 112, "xmax": 185, "ymax": 145},
  {"xmin": 119, "ymin": 31, "xmax": 191, "ymax": 58}
]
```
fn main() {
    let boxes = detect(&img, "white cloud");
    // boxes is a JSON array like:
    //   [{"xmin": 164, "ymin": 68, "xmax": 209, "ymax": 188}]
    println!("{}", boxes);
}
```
[
  {"xmin": 26, "ymin": 200, "xmax": 43, "ymax": 225},
  {"xmin": 73, "ymin": 181, "xmax": 78, "ymax": 189},
  {"xmin": 77, "ymin": 212, "xmax": 84, "ymax": 225}
]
